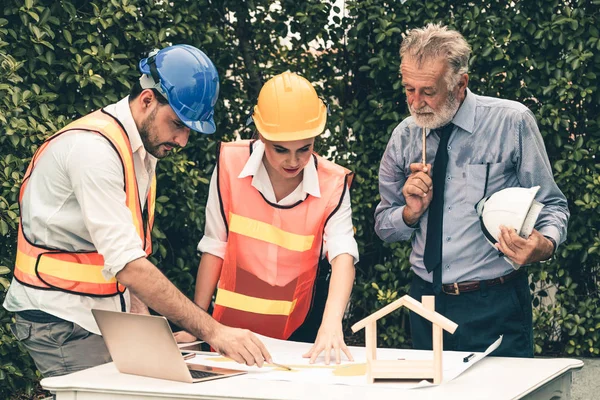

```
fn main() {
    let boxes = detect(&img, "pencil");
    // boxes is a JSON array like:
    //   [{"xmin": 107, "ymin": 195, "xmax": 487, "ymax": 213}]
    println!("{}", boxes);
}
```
[
  {"xmin": 267, "ymin": 362, "xmax": 293, "ymax": 371},
  {"xmin": 422, "ymin": 127, "xmax": 426, "ymax": 166}
]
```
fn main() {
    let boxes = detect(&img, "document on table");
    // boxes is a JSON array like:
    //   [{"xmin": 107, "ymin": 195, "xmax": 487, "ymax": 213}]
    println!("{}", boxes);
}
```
[{"xmin": 187, "ymin": 334, "xmax": 503, "ymax": 389}]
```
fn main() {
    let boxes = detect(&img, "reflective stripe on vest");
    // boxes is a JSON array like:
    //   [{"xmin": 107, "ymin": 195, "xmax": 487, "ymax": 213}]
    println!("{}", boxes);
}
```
[
  {"xmin": 228, "ymin": 213, "xmax": 315, "ymax": 252},
  {"xmin": 212, "ymin": 140, "xmax": 352, "ymax": 339},
  {"xmin": 13, "ymin": 109, "xmax": 156, "ymax": 297},
  {"xmin": 215, "ymin": 288, "xmax": 297, "ymax": 316}
]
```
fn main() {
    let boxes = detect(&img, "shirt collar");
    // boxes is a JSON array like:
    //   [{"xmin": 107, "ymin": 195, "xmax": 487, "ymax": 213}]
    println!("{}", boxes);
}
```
[
  {"xmin": 451, "ymin": 88, "xmax": 476, "ymax": 134},
  {"xmin": 422, "ymin": 88, "xmax": 476, "ymax": 137},
  {"xmin": 302, "ymin": 155, "xmax": 321, "ymax": 198},
  {"xmin": 238, "ymin": 140, "xmax": 321, "ymax": 199}
]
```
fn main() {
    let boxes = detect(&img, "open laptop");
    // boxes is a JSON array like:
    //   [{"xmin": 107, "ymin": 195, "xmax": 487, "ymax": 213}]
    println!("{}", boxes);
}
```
[{"xmin": 92, "ymin": 309, "xmax": 246, "ymax": 383}]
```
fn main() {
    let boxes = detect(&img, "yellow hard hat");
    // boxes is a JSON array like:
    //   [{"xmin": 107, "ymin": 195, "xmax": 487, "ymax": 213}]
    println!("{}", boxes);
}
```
[{"xmin": 252, "ymin": 71, "xmax": 327, "ymax": 141}]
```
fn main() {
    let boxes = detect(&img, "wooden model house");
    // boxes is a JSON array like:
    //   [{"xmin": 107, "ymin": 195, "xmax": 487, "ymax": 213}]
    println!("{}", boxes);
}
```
[{"xmin": 351, "ymin": 295, "xmax": 458, "ymax": 384}]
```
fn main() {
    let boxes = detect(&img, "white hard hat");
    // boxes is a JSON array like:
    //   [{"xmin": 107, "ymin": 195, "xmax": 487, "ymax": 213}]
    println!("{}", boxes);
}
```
[{"xmin": 475, "ymin": 186, "xmax": 545, "ymax": 270}]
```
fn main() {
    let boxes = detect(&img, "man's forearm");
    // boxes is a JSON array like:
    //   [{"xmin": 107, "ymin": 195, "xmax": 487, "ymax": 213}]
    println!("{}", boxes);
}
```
[
  {"xmin": 130, "ymin": 292, "xmax": 149, "ymax": 314},
  {"xmin": 117, "ymin": 257, "xmax": 219, "ymax": 341}
]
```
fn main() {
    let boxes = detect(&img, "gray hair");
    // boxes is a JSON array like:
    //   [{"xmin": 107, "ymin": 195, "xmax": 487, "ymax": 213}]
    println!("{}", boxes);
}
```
[{"xmin": 400, "ymin": 23, "xmax": 471, "ymax": 90}]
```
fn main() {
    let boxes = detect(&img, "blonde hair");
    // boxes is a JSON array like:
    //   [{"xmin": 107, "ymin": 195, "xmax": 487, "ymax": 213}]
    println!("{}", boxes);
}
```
[{"xmin": 400, "ymin": 23, "xmax": 471, "ymax": 89}]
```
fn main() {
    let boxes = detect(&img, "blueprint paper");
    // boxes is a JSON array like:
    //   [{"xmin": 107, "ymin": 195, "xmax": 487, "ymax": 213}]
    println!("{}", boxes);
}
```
[{"xmin": 187, "ymin": 334, "xmax": 502, "ymax": 389}]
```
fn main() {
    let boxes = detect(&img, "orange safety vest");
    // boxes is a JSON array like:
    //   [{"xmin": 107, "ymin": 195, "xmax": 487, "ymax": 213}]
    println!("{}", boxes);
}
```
[
  {"xmin": 13, "ymin": 109, "xmax": 156, "ymax": 297},
  {"xmin": 212, "ymin": 140, "xmax": 353, "ymax": 339}
]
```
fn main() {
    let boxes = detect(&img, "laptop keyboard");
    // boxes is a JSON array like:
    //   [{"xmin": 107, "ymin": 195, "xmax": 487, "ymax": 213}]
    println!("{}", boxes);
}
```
[{"xmin": 190, "ymin": 369, "xmax": 221, "ymax": 379}]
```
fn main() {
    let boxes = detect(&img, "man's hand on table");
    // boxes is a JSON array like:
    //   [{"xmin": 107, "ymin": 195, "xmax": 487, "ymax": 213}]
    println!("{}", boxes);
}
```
[{"xmin": 206, "ymin": 324, "xmax": 272, "ymax": 367}]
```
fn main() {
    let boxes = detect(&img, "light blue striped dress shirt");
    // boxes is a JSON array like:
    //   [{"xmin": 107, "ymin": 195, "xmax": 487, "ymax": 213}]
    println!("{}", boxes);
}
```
[{"xmin": 374, "ymin": 88, "xmax": 569, "ymax": 283}]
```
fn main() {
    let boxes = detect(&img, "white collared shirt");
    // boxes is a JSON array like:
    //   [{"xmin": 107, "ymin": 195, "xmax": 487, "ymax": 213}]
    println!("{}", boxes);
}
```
[
  {"xmin": 3, "ymin": 97, "xmax": 156, "ymax": 334},
  {"xmin": 198, "ymin": 140, "xmax": 359, "ymax": 264}
]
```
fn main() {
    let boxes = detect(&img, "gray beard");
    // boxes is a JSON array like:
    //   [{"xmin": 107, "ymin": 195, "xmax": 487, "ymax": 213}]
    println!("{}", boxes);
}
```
[{"xmin": 409, "ymin": 91, "xmax": 460, "ymax": 129}]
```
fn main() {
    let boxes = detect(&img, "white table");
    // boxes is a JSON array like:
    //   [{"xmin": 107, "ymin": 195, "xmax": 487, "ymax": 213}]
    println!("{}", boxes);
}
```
[{"xmin": 42, "ymin": 356, "xmax": 582, "ymax": 400}]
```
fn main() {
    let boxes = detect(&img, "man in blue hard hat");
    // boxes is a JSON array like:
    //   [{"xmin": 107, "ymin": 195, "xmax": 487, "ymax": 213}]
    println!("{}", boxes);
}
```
[{"xmin": 4, "ymin": 44, "xmax": 273, "ymax": 378}]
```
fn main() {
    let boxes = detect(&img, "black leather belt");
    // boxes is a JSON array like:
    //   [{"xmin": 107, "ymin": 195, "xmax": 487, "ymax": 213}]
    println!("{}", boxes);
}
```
[{"xmin": 442, "ymin": 269, "xmax": 522, "ymax": 295}]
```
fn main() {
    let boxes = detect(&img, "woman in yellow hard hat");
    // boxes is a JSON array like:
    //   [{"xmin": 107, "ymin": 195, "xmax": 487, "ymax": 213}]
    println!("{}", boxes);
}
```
[{"xmin": 175, "ymin": 71, "xmax": 358, "ymax": 365}]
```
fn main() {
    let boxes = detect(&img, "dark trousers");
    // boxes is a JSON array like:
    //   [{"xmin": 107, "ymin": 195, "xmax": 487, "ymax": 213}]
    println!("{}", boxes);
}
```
[
  {"xmin": 288, "ymin": 274, "xmax": 328, "ymax": 343},
  {"xmin": 409, "ymin": 272, "xmax": 533, "ymax": 358},
  {"xmin": 288, "ymin": 258, "xmax": 331, "ymax": 343}
]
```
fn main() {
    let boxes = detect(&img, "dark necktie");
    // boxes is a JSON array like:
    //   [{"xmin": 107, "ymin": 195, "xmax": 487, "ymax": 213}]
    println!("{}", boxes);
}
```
[{"xmin": 423, "ymin": 123, "xmax": 454, "ymax": 294}]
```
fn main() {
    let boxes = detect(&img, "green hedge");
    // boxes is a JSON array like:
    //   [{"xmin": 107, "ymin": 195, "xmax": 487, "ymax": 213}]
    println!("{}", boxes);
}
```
[{"xmin": 1, "ymin": 0, "xmax": 599, "ymax": 397}]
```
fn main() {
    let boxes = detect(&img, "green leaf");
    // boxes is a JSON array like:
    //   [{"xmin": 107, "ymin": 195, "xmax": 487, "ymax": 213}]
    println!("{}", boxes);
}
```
[
  {"xmin": 45, "ymin": 51, "xmax": 55, "ymax": 65},
  {"xmin": 40, "ymin": 40, "xmax": 54, "ymax": 50},
  {"xmin": 26, "ymin": 10, "xmax": 39, "ymax": 22},
  {"xmin": 40, "ymin": 103, "xmax": 49, "ymax": 119},
  {"xmin": 63, "ymin": 29, "xmax": 72, "ymax": 44},
  {"xmin": 0, "ymin": 277, "xmax": 10, "ymax": 290},
  {"xmin": 482, "ymin": 46, "xmax": 493, "ymax": 57},
  {"xmin": 570, "ymin": 20, "xmax": 579, "ymax": 30},
  {"xmin": 0, "ymin": 219, "xmax": 8, "ymax": 235}
]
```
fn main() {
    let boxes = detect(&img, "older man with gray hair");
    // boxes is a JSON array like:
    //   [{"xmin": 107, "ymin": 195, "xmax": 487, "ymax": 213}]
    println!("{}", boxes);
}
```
[{"xmin": 374, "ymin": 23, "xmax": 569, "ymax": 357}]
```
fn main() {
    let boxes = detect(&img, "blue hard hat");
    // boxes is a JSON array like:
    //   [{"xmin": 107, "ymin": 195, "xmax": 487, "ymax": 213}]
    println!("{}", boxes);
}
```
[{"xmin": 138, "ymin": 44, "xmax": 219, "ymax": 134}]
